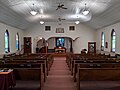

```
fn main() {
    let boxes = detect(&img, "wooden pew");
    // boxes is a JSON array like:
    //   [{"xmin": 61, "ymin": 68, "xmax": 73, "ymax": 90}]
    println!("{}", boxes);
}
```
[
  {"xmin": 77, "ymin": 68, "xmax": 120, "ymax": 90},
  {"xmin": 5, "ymin": 60, "xmax": 47, "ymax": 82},
  {"xmin": 67, "ymin": 53, "xmax": 111, "ymax": 74},
  {"xmin": 0, "ymin": 64, "xmax": 44, "ymax": 90},
  {"xmin": 8, "ymin": 53, "xmax": 54, "ymax": 75},
  {"xmin": 3, "ymin": 53, "xmax": 54, "ymax": 80},
  {"xmin": 73, "ymin": 60, "xmax": 120, "ymax": 82}
]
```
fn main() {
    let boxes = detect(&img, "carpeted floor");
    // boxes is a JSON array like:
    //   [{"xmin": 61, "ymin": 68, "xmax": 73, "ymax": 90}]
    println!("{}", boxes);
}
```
[{"xmin": 43, "ymin": 57, "xmax": 77, "ymax": 90}]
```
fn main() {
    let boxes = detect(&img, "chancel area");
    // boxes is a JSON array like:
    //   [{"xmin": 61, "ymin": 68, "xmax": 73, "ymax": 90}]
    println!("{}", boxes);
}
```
[{"xmin": 1, "ymin": 0, "xmax": 120, "ymax": 90}]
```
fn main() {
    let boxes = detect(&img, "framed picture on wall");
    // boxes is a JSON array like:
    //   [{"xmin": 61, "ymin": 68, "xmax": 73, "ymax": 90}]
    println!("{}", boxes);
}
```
[
  {"xmin": 69, "ymin": 26, "xmax": 75, "ymax": 31},
  {"xmin": 88, "ymin": 42, "xmax": 96, "ymax": 53},
  {"xmin": 45, "ymin": 26, "xmax": 51, "ymax": 31},
  {"xmin": 56, "ymin": 28, "xmax": 64, "ymax": 33}
]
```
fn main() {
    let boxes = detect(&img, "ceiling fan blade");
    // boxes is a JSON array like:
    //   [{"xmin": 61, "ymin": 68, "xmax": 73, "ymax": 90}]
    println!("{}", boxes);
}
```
[
  {"xmin": 56, "ymin": 7, "xmax": 59, "ymax": 10},
  {"xmin": 61, "ymin": 4, "xmax": 64, "ymax": 7},
  {"xmin": 61, "ymin": 7, "xmax": 67, "ymax": 9},
  {"xmin": 56, "ymin": 3, "xmax": 67, "ymax": 10},
  {"xmin": 62, "ymin": 19, "xmax": 66, "ymax": 20}
]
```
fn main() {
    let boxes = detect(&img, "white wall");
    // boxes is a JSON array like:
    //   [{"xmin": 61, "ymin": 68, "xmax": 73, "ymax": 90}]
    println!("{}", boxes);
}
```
[
  {"xmin": 48, "ymin": 38, "xmax": 55, "ymax": 49},
  {"xmin": 73, "ymin": 24, "xmax": 95, "ymax": 53},
  {"xmin": 95, "ymin": 22, "xmax": 120, "ymax": 54},
  {"xmin": 0, "ymin": 22, "xmax": 24, "ymax": 55},
  {"xmin": 25, "ymin": 22, "xmax": 95, "ymax": 53}
]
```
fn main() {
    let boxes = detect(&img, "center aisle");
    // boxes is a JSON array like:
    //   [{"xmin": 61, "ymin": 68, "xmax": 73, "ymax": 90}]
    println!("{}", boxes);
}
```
[{"xmin": 43, "ymin": 56, "xmax": 77, "ymax": 90}]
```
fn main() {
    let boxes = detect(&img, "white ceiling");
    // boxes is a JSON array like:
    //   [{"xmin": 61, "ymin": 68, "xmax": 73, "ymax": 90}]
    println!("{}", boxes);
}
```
[{"xmin": 0, "ymin": 0, "xmax": 120, "ymax": 30}]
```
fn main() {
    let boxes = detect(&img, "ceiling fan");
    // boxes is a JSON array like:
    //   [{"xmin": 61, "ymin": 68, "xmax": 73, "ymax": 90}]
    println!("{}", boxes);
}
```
[
  {"xmin": 56, "ymin": 3, "xmax": 67, "ymax": 10},
  {"xmin": 58, "ymin": 17, "xmax": 66, "ymax": 21}
]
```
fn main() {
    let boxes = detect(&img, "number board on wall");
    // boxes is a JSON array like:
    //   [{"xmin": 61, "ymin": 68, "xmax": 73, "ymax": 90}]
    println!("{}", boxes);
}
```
[
  {"xmin": 69, "ymin": 26, "xmax": 75, "ymax": 31},
  {"xmin": 45, "ymin": 26, "xmax": 51, "ymax": 31}
]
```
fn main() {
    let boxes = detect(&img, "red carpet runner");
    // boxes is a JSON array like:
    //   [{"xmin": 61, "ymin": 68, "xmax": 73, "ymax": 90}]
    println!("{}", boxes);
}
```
[{"xmin": 43, "ymin": 56, "xmax": 77, "ymax": 90}]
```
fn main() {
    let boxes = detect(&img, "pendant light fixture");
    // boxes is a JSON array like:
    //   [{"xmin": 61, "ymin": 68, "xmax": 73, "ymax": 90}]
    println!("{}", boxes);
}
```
[
  {"xmin": 30, "ymin": 4, "xmax": 37, "ymax": 16},
  {"xmin": 82, "ymin": 3, "xmax": 90, "ymax": 16},
  {"xmin": 75, "ymin": 16, "xmax": 80, "ymax": 24},
  {"xmin": 75, "ymin": 20, "xmax": 80, "ymax": 24},
  {"xmin": 40, "ymin": 21, "xmax": 44, "ymax": 24},
  {"xmin": 40, "ymin": 16, "xmax": 44, "ymax": 24}
]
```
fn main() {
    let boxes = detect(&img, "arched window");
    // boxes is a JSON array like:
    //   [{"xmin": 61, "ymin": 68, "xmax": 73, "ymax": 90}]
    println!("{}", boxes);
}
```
[
  {"xmin": 16, "ymin": 33, "xmax": 19, "ymax": 50},
  {"xmin": 5, "ymin": 30, "xmax": 10, "ymax": 53},
  {"xmin": 101, "ymin": 32, "xmax": 105, "ymax": 51},
  {"xmin": 111, "ymin": 29, "xmax": 116, "ymax": 52}
]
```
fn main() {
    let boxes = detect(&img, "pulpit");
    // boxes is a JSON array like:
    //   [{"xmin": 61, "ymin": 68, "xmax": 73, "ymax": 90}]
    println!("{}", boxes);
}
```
[
  {"xmin": 0, "ymin": 70, "xmax": 16, "ymax": 90},
  {"xmin": 54, "ymin": 47, "xmax": 66, "ymax": 53}
]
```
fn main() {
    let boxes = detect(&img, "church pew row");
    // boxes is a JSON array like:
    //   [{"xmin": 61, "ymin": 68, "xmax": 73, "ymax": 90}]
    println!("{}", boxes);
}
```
[
  {"xmin": 6, "ymin": 60, "xmax": 46, "ymax": 76},
  {"xmin": 0, "ymin": 64, "xmax": 44, "ymax": 90},
  {"xmin": 3, "ymin": 53, "xmax": 51, "ymax": 60},
  {"xmin": 70, "ymin": 53, "xmax": 111, "ymax": 61},
  {"xmin": 3, "ymin": 53, "xmax": 54, "ymax": 75},
  {"xmin": 70, "ymin": 57, "xmax": 119, "ymax": 76},
  {"xmin": 6, "ymin": 59, "xmax": 48, "ymax": 77},
  {"xmin": 77, "ymin": 68, "xmax": 120, "ymax": 90},
  {"xmin": 66, "ymin": 53, "xmax": 110, "ymax": 72},
  {"xmin": 0, "ymin": 53, "xmax": 55, "ymax": 81},
  {"xmin": 73, "ymin": 60, "xmax": 120, "ymax": 82},
  {"xmin": 70, "ymin": 59, "xmax": 113, "ymax": 76},
  {"xmin": 5, "ymin": 60, "xmax": 47, "ymax": 82}
]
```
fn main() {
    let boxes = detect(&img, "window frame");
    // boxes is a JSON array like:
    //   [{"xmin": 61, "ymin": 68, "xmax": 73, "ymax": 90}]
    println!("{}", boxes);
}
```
[
  {"xmin": 16, "ymin": 32, "xmax": 20, "ymax": 51},
  {"xmin": 5, "ymin": 30, "xmax": 10, "ymax": 53},
  {"xmin": 111, "ymin": 29, "xmax": 116, "ymax": 52},
  {"xmin": 101, "ymin": 32, "xmax": 105, "ymax": 51}
]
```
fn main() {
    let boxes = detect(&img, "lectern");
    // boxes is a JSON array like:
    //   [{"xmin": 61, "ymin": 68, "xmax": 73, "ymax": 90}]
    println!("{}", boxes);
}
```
[{"xmin": 54, "ymin": 47, "xmax": 66, "ymax": 53}]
